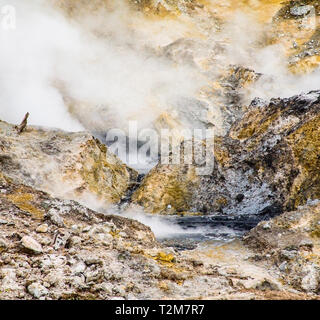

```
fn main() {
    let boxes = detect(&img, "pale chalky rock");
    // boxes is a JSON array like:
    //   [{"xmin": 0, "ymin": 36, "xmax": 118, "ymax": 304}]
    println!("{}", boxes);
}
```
[
  {"xmin": 21, "ymin": 236, "xmax": 43, "ymax": 254},
  {"xmin": 27, "ymin": 282, "xmax": 49, "ymax": 299},
  {"xmin": 36, "ymin": 224, "xmax": 48, "ymax": 233}
]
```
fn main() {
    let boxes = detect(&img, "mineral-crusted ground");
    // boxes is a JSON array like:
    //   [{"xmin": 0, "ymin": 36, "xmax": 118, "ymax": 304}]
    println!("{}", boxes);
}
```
[
  {"xmin": 1, "ymin": 0, "xmax": 320, "ymax": 300},
  {"xmin": 0, "ymin": 171, "xmax": 318, "ymax": 300}
]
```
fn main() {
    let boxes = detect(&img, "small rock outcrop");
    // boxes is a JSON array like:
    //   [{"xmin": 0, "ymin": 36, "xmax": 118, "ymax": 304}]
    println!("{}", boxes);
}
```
[{"xmin": 0, "ymin": 120, "xmax": 137, "ymax": 207}]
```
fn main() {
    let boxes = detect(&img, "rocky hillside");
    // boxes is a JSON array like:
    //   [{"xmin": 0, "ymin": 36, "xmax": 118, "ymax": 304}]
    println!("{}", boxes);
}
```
[
  {"xmin": 1, "ymin": 89, "xmax": 320, "ymax": 299},
  {"xmin": 0, "ymin": 169, "xmax": 317, "ymax": 300},
  {"xmin": 1, "ymin": 0, "xmax": 320, "ymax": 301}
]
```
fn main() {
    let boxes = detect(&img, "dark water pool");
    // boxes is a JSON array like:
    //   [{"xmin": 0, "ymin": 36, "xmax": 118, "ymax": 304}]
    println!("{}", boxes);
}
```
[{"xmin": 156, "ymin": 214, "xmax": 267, "ymax": 250}]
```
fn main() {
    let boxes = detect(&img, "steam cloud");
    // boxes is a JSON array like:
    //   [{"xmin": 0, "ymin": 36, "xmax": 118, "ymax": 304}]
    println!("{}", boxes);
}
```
[
  {"xmin": 0, "ymin": 1, "xmax": 319, "ymax": 134},
  {"xmin": 0, "ymin": 0, "xmax": 203, "ymax": 132}
]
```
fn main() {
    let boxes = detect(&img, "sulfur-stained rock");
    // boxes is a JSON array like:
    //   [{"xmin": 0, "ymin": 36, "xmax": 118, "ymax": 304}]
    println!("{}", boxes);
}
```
[
  {"xmin": 244, "ymin": 200, "xmax": 320, "ymax": 293},
  {"xmin": 133, "ymin": 90, "xmax": 320, "ymax": 215},
  {"xmin": 58, "ymin": 0, "xmax": 202, "ymax": 18},
  {"xmin": 271, "ymin": 0, "xmax": 320, "ymax": 74},
  {"xmin": 129, "ymin": 0, "xmax": 202, "ymax": 15},
  {"xmin": 0, "ymin": 165, "xmax": 318, "ymax": 300},
  {"xmin": 0, "ymin": 120, "xmax": 137, "ymax": 207},
  {"xmin": 2, "ymin": 0, "xmax": 320, "ymax": 301},
  {"xmin": 230, "ymin": 90, "xmax": 320, "ymax": 212},
  {"xmin": 132, "ymin": 164, "xmax": 200, "ymax": 214}
]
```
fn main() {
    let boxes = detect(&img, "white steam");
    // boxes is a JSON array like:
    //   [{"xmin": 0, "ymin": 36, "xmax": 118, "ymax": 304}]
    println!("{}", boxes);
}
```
[
  {"xmin": 0, "ymin": 0, "xmax": 83, "ymax": 130},
  {"xmin": 1, "ymin": 2, "xmax": 319, "ymax": 135},
  {"xmin": 2, "ymin": 2, "xmax": 319, "ymax": 240},
  {"xmin": 0, "ymin": 0, "xmax": 203, "ymax": 132},
  {"xmin": 121, "ymin": 207, "xmax": 191, "ymax": 239},
  {"xmin": 220, "ymin": 11, "xmax": 320, "ymax": 103}
]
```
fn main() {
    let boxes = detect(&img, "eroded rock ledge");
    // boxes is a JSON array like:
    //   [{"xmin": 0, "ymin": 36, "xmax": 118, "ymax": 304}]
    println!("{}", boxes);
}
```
[{"xmin": 0, "ymin": 120, "xmax": 138, "ymax": 207}]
